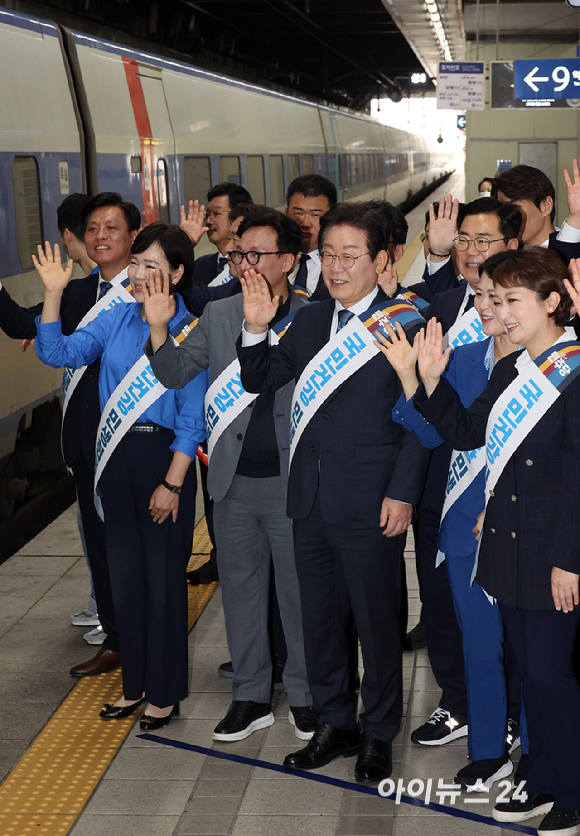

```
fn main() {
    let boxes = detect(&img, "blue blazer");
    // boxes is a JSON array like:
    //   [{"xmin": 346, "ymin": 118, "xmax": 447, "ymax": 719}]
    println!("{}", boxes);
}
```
[{"xmin": 393, "ymin": 338, "xmax": 492, "ymax": 556}]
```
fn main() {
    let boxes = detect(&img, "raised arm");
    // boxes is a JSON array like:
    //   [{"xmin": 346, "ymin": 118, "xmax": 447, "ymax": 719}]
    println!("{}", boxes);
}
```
[
  {"xmin": 179, "ymin": 200, "xmax": 209, "ymax": 247},
  {"xmin": 32, "ymin": 242, "xmax": 74, "ymax": 324},
  {"xmin": 417, "ymin": 318, "xmax": 452, "ymax": 396}
]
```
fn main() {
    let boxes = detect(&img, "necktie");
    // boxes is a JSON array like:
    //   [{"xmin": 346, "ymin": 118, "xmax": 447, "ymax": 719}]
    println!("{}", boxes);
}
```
[
  {"xmin": 337, "ymin": 309, "xmax": 354, "ymax": 332},
  {"xmin": 217, "ymin": 256, "xmax": 228, "ymax": 272},
  {"xmin": 98, "ymin": 281, "xmax": 112, "ymax": 301},
  {"xmin": 294, "ymin": 253, "xmax": 310, "ymax": 289}
]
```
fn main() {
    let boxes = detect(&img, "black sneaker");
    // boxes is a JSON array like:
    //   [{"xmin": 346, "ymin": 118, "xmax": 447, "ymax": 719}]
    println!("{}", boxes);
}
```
[
  {"xmin": 411, "ymin": 708, "xmax": 468, "ymax": 745},
  {"xmin": 507, "ymin": 717, "xmax": 521, "ymax": 754},
  {"xmin": 538, "ymin": 807, "xmax": 580, "ymax": 836},
  {"xmin": 213, "ymin": 701, "xmax": 274, "ymax": 741},
  {"xmin": 493, "ymin": 792, "xmax": 554, "ymax": 823},
  {"xmin": 217, "ymin": 661, "xmax": 234, "ymax": 678},
  {"xmin": 187, "ymin": 557, "xmax": 218, "ymax": 585},
  {"xmin": 289, "ymin": 706, "xmax": 318, "ymax": 740},
  {"xmin": 455, "ymin": 754, "xmax": 513, "ymax": 790}
]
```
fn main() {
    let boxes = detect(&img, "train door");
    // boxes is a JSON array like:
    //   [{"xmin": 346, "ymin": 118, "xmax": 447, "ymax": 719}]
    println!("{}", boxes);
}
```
[{"xmin": 122, "ymin": 61, "xmax": 177, "ymax": 225}]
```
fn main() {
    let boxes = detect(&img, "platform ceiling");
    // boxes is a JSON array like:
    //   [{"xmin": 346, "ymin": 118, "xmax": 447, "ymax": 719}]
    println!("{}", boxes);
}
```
[{"xmin": 11, "ymin": 0, "xmax": 436, "ymax": 111}]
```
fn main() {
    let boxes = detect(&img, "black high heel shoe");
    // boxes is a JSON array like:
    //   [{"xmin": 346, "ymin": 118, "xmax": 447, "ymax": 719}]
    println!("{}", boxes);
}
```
[
  {"xmin": 99, "ymin": 697, "xmax": 145, "ymax": 720},
  {"xmin": 140, "ymin": 703, "xmax": 180, "ymax": 731}
]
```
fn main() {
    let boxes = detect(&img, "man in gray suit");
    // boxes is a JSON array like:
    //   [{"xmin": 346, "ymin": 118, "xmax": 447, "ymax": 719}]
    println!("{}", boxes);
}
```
[{"xmin": 143, "ymin": 208, "xmax": 315, "ymax": 742}]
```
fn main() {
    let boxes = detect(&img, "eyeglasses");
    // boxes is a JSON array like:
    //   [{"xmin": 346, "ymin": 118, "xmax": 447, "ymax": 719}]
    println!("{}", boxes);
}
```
[
  {"xmin": 420, "ymin": 232, "xmax": 428, "ymax": 243},
  {"xmin": 229, "ymin": 250, "xmax": 285, "ymax": 265},
  {"xmin": 204, "ymin": 210, "xmax": 227, "ymax": 220},
  {"xmin": 453, "ymin": 236, "xmax": 506, "ymax": 253},
  {"xmin": 319, "ymin": 251, "xmax": 370, "ymax": 269}
]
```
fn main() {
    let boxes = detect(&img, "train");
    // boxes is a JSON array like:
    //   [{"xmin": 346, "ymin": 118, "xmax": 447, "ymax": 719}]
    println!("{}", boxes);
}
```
[{"xmin": 0, "ymin": 5, "xmax": 456, "ymax": 521}]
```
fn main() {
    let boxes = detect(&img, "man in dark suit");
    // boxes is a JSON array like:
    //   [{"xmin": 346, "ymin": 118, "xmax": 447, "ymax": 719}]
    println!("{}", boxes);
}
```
[
  {"xmin": 237, "ymin": 202, "xmax": 429, "ymax": 783},
  {"xmin": 494, "ymin": 161, "xmax": 580, "ymax": 251},
  {"xmin": 285, "ymin": 175, "xmax": 337, "ymax": 302},
  {"xmin": 0, "ymin": 192, "xmax": 140, "ymax": 677},
  {"xmin": 186, "ymin": 182, "xmax": 252, "ymax": 287}
]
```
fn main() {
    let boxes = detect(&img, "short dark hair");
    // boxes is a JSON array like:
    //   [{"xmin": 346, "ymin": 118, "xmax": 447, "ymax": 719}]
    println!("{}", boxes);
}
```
[
  {"xmin": 458, "ymin": 197, "xmax": 522, "ymax": 242},
  {"xmin": 478, "ymin": 178, "xmax": 495, "ymax": 191},
  {"xmin": 286, "ymin": 174, "xmax": 337, "ymax": 207},
  {"xmin": 237, "ymin": 208, "xmax": 302, "ymax": 257},
  {"xmin": 493, "ymin": 165, "xmax": 556, "ymax": 222},
  {"xmin": 81, "ymin": 192, "xmax": 141, "ymax": 233},
  {"xmin": 229, "ymin": 203, "xmax": 269, "ymax": 224},
  {"xmin": 366, "ymin": 200, "xmax": 408, "ymax": 246},
  {"xmin": 57, "ymin": 193, "xmax": 92, "ymax": 239},
  {"xmin": 319, "ymin": 202, "xmax": 393, "ymax": 260},
  {"xmin": 207, "ymin": 182, "xmax": 252, "ymax": 208},
  {"xmin": 131, "ymin": 222, "xmax": 195, "ymax": 295},
  {"xmin": 481, "ymin": 247, "xmax": 572, "ymax": 326}
]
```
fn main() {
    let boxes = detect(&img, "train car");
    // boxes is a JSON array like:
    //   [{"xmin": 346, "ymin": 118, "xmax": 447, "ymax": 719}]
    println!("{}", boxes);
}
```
[{"xmin": 0, "ymin": 5, "xmax": 455, "ymax": 519}]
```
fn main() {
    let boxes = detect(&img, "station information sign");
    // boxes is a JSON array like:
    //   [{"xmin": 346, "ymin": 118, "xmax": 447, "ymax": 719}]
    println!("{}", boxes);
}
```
[
  {"xmin": 437, "ymin": 62, "xmax": 485, "ymax": 110},
  {"xmin": 514, "ymin": 59, "xmax": 580, "ymax": 100}
]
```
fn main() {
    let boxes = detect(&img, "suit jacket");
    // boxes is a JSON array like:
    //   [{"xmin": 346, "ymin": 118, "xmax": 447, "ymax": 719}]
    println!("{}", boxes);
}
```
[
  {"xmin": 236, "ymin": 289, "xmax": 430, "ymax": 525},
  {"xmin": 548, "ymin": 230, "xmax": 580, "ymax": 265},
  {"xmin": 181, "ymin": 277, "xmax": 241, "ymax": 317},
  {"xmin": 146, "ymin": 289, "xmax": 308, "ymax": 503},
  {"xmin": 309, "ymin": 272, "xmax": 331, "ymax": 302},
  {"xmin": 421, "ymin": 258, "xmax": 459, "ymax": 295},
  {"xmin": 427, "ymin": 285, "xmax": 468, "ymax": 334},
  {"xmin": 191, "ymin": 252, "xmax": 220, "ymax": 287},
  {"xmin": 0, "ymin": 276, "xmax": 102, "ymax": 468},
  {"xmin": 415, "ymin": 350, "xmax": 580, "ymax": 609}
]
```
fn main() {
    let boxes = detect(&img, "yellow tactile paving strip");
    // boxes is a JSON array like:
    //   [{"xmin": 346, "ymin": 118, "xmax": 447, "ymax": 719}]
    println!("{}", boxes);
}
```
[
  {"xmin": 0, "ymin": 517, "xmax": 216, "ymax": 836},
  {"xmin": 396, "ymin": 230, "xmax": 424, "ymax": 282}
]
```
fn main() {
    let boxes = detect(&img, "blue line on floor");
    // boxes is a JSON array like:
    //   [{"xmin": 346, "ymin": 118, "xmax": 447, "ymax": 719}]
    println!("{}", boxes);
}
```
[{"xmin": 138, "ymin": 733, "xmax": 537, "ymax": 834}]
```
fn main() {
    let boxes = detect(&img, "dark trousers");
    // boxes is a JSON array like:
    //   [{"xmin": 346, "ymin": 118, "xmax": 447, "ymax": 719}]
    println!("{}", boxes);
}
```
[
  {"xmin": 500, "ymin": 603, "xmax": 580, "ymax": 809},
  {"xmin": 100, "ymin": 431, "xmax": 195, "ymax": 707},
  {"xmin": 72, "ymin": 452, "xmax": 119, "ymax": 651},
  {"xmin": 293, "ymin": 493, "xmax": 403, "ymax": 742},
  {"xmin": 414, "ymin": 507, "xmax": 467, "ymax": 717}
]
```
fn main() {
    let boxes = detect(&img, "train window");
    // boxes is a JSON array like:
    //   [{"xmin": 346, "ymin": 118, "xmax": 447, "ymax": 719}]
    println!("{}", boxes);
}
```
[
  {"xmin": 287, "ymin": 155, "xmax": 300, "ymax": 185},
  {"xmin": 219, "ymin": 156, "xmax": 241, "ymax": 185},
  {"xmin": 246, "ymin": 156, "xmax": 266, "ymax": 204},
  {"xmin": 269, "ymin": 155, "xmax": 285, "ymax": 208},
  {"xmin": 131, "ymin": 156, "xmax": 142, "ymax": 174},
  {"xmin": 184, "ymin": 156, "xmax": 211, "ymax": 204},
  {"xmin": 12, "ymin": 156, "xmax": 43, "ymax": 270},
  {"xmin": 157, "ymin": 158, "xmax": 170, "ymax": 224},
  {"xmin": 303, "ymin": 155, "xmax": 314, "ymax": 174}
]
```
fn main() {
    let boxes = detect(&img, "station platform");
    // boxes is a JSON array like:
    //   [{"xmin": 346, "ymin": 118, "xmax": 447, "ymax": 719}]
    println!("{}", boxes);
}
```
[{"xmin": 0, "ymin": 172, "xmax": 533, "ymax": 836}]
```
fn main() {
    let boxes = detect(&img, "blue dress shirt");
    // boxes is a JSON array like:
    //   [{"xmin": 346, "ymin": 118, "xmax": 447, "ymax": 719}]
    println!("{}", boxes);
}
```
[{"xmin": 35, "ymin": 295, "xmax": 208, "ymax": 460}]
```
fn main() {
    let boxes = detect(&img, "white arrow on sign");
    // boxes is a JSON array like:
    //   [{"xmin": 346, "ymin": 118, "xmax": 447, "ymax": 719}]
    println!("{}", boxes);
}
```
[{"xmin": 524, "ymin": 66, "xmax": 549, "ymax": 92}]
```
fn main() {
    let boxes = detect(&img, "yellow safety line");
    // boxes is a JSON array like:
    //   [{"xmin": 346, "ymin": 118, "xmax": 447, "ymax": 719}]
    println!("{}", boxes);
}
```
[
  {"xmin": 0, "ymin": 517, "xmax": 216, "ymax": 836},
  {"xmin": 396, "ymin": 229, "xmax": 424, "ymax": 282}
]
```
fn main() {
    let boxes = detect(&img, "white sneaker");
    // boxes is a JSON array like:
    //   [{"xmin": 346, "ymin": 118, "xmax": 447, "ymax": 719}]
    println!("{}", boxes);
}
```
[
  {"xmin": 71, "ymin": 609, "xmax": 100, "ymax": 627},
  {"xmin": 84, "ymin": 625, "xmax": 107, "ymax": 645}
]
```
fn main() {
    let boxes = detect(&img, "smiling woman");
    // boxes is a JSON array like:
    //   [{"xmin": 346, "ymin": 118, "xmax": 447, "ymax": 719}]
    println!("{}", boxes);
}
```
[
  {"xmin": 413, "ymin": 247, "xmax": 580, "ymax": 831},
  {"xmin": 32, "ymin": 222, "xmax": 208, "ymax": 732}
]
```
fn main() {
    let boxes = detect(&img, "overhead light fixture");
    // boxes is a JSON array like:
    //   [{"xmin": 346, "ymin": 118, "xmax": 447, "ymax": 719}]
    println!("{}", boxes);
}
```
[{"xmin": 425, "ymin": 0, "xmax": 454, "ymax": 60}]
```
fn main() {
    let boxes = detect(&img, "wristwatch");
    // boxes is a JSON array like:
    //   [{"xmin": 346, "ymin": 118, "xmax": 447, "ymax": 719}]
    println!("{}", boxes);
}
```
[{"xmin": 162, "ymin": 479, "xmax": 182, "ymax": 494}]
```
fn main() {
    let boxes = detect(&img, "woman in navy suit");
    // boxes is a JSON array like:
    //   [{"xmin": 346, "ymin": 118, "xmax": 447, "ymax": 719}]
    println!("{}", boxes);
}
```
[
  {"xmin": 413, "ymin": 247, "xmax": 580, "ymax": 836},
  {"xmin": 34, "ymin": 224, "xmax": 208, "ymax": 730}
]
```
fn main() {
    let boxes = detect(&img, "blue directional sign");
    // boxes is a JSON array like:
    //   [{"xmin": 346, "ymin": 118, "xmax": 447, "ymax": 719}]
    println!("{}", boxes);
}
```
[
  {"xmin": 457, "ymin": 115, "xmax": 466, "ymax": 131},
  {"xmin": 514, "ymin": 59, "xmax": 580, "ymax": 100}
]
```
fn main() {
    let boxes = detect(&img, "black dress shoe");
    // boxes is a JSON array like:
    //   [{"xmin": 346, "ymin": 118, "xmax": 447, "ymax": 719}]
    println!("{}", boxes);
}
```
[
  {"xmin": 187, "ymin": 556, "xmax": 218, "ymax": 585},
  {"xmin": 99, "ymin": 698, "xmax": 145, "ymax": 720},
  {"xmin": 284, "ymin": 723, "xmax": 360, "ymax": 770},
  {"xmin": 69, "ymin": 647, "xmax": 121, "ymax": 677},
  {"xmin": 140, "ymin": 703, "xmax": 180, "ymax": 731},
  {"xmin": 355, "ymin": 733, "xmax": 392, "ymax": 783}
]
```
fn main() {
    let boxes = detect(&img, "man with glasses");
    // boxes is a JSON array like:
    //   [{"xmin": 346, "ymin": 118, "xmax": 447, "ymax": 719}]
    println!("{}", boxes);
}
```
[
  {"xmin": 237, "ymin": 202, "xmax": 429, "ymax": 783},
  {"xmin": 186, "ymin": 182, "xmax": 252, "ymax": 287},
  {"xmin": 144, "ymin": 208, "xmax": 315, "ymax": 742}
]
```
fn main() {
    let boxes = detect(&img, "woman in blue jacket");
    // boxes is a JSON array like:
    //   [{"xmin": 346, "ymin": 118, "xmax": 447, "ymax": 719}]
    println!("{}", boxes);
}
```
[
  {"xmin": 376, "ymin": 265, "xmax": 520, "ymax": 791},
  {"xmin": 34, "ymin": 223, "xmax": 208, "ymax": 730}
]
